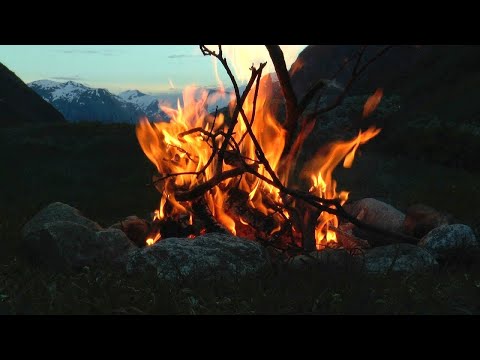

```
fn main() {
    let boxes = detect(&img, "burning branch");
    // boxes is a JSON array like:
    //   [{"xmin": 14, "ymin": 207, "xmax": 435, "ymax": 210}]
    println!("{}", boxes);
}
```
[
  {"xmin": 267, "ymin": 45, "xmax": 394, "ymax": 161},
  {"xmin": 138, "ymin": 44, "xmax": 415, "ymax": 252},
  {"xmin": 265, "ymin": 45, "xmax": 300, "ymax": 150}
]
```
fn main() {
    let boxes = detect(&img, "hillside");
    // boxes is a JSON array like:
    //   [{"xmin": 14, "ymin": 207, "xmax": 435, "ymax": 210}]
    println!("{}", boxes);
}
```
[
  {"xmin": 288, "ymin": 45, "xmax": 480, "ymax": 172},
  {"xmin": 0, "ymin": 63, "xmax": 65, "ymax": 126}
]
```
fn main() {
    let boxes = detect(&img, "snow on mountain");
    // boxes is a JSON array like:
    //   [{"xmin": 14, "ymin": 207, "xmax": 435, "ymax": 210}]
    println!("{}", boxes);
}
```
[
  {"xmin": 30, "ymin": 79, "xmax": 63, "ymax": 90},
  {"xmin": 28, "ymin": 80, "xmax": 236, "ymax": 124},
  {"xmin": 118, "ymin": 90, "xmax": 158, "ymax": 111},
  {"xmin": 28, "ymin": 80, "xmax": 143, "ymax": 123}
]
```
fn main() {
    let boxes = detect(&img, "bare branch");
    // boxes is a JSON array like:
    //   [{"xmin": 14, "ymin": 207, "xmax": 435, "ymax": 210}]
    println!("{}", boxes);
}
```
[
  {"xmin": 237, "ymin": 67, "xmax": 263, "ymax": 147},
  {"xmin": 310, "ymin": 45, "xmax": 393, "ymax": 118},
  {"xmin": 265, "ymin": 45, "xmax": 300, "ymax": 147},
  {"xmin": 152, "ymin": 44, "xmax": 412, "ymax": 249}
]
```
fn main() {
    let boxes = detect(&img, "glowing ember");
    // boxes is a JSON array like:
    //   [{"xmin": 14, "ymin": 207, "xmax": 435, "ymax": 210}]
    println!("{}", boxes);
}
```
[
  {"xmin": 136, "ymin": 46, "xmax": 383, "ymax": 249},
  {"xmin": 363, "ymin": 88, "xmax": 384, "ymax": 119},
  {"xmin": 146, "ymin": 232, "xmax": 161, "ymax": 246}
]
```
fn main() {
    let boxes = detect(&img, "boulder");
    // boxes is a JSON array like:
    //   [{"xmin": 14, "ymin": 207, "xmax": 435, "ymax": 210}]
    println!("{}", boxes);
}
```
[
  {"xmin": 22, "ymin": 202, "xmax": 102, "ymax": 238},
  {"xmin": 343, "ymin": 198, "xmax": 406, "ymax": 245},
  {"xmin": 403, "ymin": 203, "xmax": 452, "ymax": 238},
  {"xmin": 21, "ymin": 203, "xmax": 136, "ymax": 272},
  {"xmin": 364, "ymin": 243, "xmax": 438, "ymax": 274},
  {"xmin": 109, "ymin": 215, "xmax": 150, "ymax": 247},
  {"xmin": 344, "ymin": 198, "xmax": 405, "ymax": 232},
  {"xmin": 419, "ymin": 224, "xmax": 479, "ymax": 261},
  {"xmin": 126, "ymin": 232, "xmax": 270, "ymax": 282}
]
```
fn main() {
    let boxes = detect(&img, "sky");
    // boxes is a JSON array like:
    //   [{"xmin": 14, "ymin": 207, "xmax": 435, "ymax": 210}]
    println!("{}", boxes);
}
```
[{"xmin": 0, "ymin": 45, "xmax": 307, "ymax": 95}]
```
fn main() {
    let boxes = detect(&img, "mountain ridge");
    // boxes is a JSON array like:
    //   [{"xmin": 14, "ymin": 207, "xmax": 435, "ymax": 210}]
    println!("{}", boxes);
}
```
[{"xmin": 0, "ymin": 63, "xmax": 66, "ymax": 126}]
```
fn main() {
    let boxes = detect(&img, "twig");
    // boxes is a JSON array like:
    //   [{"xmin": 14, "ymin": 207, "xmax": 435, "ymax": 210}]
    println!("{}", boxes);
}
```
[
  {"xmin": 310, "ymin": 46, "xmax": 393, "ymax": 118},
  {"xmin": 237, "ymin": 67, "xmax": 263, "ymax": 147},
  {"xmin": 156, "ymin": 44, "xmax": 412, "ymax": 248}
]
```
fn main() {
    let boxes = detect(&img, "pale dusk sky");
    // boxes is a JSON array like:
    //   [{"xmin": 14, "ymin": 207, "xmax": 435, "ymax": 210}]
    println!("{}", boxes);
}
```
[{"xmin": 0, "ymin": 45, "xmax": 307, "ymax": 94}]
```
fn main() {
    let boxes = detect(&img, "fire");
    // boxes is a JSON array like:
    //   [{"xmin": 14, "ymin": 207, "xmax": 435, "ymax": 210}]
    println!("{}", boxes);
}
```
[
  {"xmin": 306, "ymin": 127, "xmax": 381, "ymax": 249},
  {"xmin": 136, "ymin": 46, "xmax": 383, "ymax": 250},
  {"xmin": 209, "ymin": 45, "xmax": 307, "ymax": 82}
]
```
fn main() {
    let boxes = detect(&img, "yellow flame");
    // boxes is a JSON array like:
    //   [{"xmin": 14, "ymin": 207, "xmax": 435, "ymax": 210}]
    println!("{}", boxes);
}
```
[
  {"xmin": 146, "ymin": 232, "xmax": 161, "ymax": 246},
  {"xmin": 306, "ymin": 127, "xmax": 381, "ymax": 249},
  {"xmin": 137, "ymin": 46, "xmax": 383, "ymax": 251}
]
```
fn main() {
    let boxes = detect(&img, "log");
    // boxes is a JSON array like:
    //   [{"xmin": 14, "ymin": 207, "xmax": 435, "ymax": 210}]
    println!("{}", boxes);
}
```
[
  {"xmin": 226, "ymin": 188, "xmax": 276, "ymax": 234},
  {"xmin": 191, "ymin": 197, "xmax": 229, "ymax": 234}
]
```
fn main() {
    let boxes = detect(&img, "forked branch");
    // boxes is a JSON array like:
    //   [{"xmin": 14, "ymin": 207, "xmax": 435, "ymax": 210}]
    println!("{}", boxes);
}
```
[{"xmin": 164, "ymin": 45, "xmax": 415, "ymax": 248}]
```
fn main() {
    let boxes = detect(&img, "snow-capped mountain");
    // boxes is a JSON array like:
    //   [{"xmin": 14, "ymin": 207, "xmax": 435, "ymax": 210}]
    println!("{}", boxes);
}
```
[
  {"xmin": 118, "ymin": 90, "xmax": 157, "ymax": 109},
  {"xmin": 28, "ymin": 80, "xmax": 145, "ymax": 124},
  {"xmin": 117, "ymin": 89, "xmax": 164, "ymax": 120},
  {"xmin": 28, "ymin": 80, "xmax": 238, "ymax": 124}
]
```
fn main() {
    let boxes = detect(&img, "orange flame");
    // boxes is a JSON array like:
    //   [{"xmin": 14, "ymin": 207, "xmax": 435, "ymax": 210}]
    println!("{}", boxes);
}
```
[
  {"xmin": 137, "ymin": 46, "xmax": 383, "ymax": 249},
  {"xmin": 305, "ymin": 127, "xmax": 381, "ymax": 249}
]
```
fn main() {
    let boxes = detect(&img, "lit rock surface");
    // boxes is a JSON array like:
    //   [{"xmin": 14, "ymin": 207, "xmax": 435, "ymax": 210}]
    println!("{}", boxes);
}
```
[
  {"xmin": 343, "ymin": 198, "xmax": 406, "ymax": 245},
  {"xmin": 344, "ymin": 198, "xmax": 405, "ymax": 232},
  {"xmin": 126, "ymin": 233, "xmax": 270, "ymax": 282}
]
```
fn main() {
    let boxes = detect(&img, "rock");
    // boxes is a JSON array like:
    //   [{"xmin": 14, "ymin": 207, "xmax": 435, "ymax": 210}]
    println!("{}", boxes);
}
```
[
  {"xmin": 22, "ymin": 221, "xmax": 136, "ymax": 271},
  {"xmin": 343, "ymin": 198, "xmax": 406, "ymax": 245},
  {"xmin": 290, "ymin": 249, "xmax": 363, "ymax": 272},
  {"xmin": 364, "ymin": 243, "xmax": 438, "ymax": 274},
  {"xmin": 419, "ymin": 224, "xmax": 479, "ymax": 261},
  {"xmin": 344, "ymin": 198, "xmax": 405, "ymax": 232},
  {"xmin": 403, "ymin": 204, "xmax": 452, "ymax": 238},
  {"xmin": 126, "ymin": 232, "xmax": 270, "ymax": 282},
  {"xmin": 21, "ymin": 203, "xmax": 136, "ymax": 272},
  {"xmin": 109, "ymin": 216, "xmax": 150, "ymax": 247},
  {"xmin": 22, "ymin": 202, "xmax": 102, "ymax": 239}
]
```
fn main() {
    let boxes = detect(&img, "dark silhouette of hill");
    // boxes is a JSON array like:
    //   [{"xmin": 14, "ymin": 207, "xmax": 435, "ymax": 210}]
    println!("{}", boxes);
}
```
[
  {"xmin": 0, "ymin": 62, "xmax": 65, "ymax": 126},
  {"xmin": 289, "ymin": 45, "xmax": 480, "ymax": 124}
]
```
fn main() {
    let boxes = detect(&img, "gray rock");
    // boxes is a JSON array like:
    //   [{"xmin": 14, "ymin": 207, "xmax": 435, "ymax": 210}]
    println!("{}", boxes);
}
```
[
  {"xmin": 419, "ymin": 224, "xmax": 479, "ymax": 261},
  {"xmin": 290, "ymin": 249, "xmax": 364, "ymax": 271},
  {"xmin": 126, "ymin": 232, "xmax": 270, "ymax": 282},
  {"xmin": 364, "ymin": 243, "xmax": 438, "ymax": 274},
  {"xmin": 21, "ymin": 203, "xmax": 136, "ymax": 272},
  {"xmin": 344, "ymin": 198, "xmax": 405, "ymax": 232},
  {"xmin": 22, "ymin": 202, "xmax": 102, "ymax": 239}
]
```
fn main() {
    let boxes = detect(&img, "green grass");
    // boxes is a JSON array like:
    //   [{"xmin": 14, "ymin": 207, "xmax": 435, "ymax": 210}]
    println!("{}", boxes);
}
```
[{"xmin": 1, "ymin": 122, "xmax": 480, "ymax": 315}]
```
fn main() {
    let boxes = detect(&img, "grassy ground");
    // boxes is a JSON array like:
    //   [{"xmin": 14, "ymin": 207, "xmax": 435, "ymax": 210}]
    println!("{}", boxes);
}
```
[{"xmin": 1, "ymin": 122, "xmax": 479, "ymax": 315}]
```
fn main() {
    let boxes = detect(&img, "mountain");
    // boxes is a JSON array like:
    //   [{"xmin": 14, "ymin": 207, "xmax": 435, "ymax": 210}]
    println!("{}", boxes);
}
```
[
  {"xmin": 117, "ymin": 90, "xmax": 162, "ymax": 120},
  {"xmin": 29, "ymin": 80, "xmax": 144, "ymax": 124},
  {"xmin": 29, "ymin": 80, "xmax": 234, "ymax": 123},
  {"xmin": 0, "ymin": 63, "xmax": 65, "ymax": 126}
]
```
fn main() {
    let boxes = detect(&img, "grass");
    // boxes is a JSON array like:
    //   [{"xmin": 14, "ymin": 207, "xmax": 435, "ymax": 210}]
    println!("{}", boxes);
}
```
[{"xmin": 1, "ymin": 122, "xmax": 480, "ymax": 315}]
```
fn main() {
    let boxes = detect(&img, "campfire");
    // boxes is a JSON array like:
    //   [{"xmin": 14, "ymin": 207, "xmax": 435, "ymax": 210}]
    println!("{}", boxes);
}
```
[
  {"xmin": 135, "ymin": 45, "xmax": 410, "ymax": 253},
  {"xmin": 18, "ymin": 44, "xmax": 480, "ymax": 294}
]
